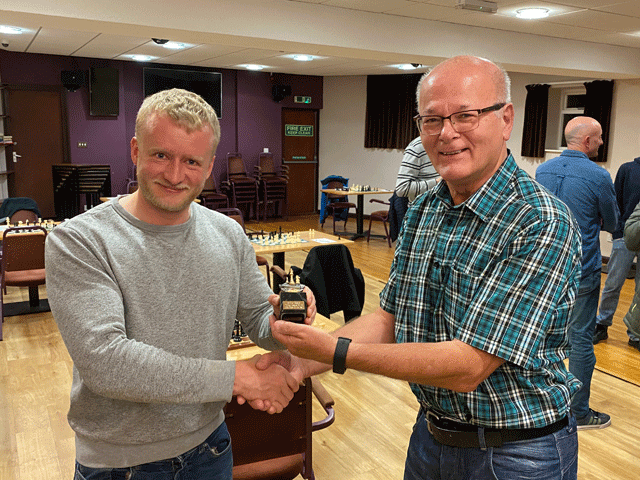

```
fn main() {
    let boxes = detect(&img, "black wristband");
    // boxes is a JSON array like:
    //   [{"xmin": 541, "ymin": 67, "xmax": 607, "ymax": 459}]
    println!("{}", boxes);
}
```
[{"xmin": 333, "ymin": 337, "xmax": 352, "ymax": 374}]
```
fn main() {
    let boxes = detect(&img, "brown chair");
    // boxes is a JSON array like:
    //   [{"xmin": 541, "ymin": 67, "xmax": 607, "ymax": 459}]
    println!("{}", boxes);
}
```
[
  {"xmin": 0, "ymin": 226, "xmax": 48, "ymax": 341},
  {"xmin": 221, "ymin": 153, "xmax": 259, "ymax": 220},
  {"xmin": 322, "ymin": 180, "xmax": 356, "ymax": 235},
  {"xmin": 9, "ymin": 209, "xmax": 39, "ymax": 225},
  {"xmin": 366, "ymin": 199, "xmax": 392, "ymax": 247},
  {"xmin": 255, "ymin": 152, "xmax": 288, "ymax": 221},
  {"xmin": 216, "ymin": 208, "xmax": 271, "ymax": 288},
  {"xmin": 199, "ymin": 174, "xmax": 229, "ymax": 210},
  {"xmin": 126, "ymin": 180, "xmax": 139, "ymax": 193},
  {"xmin": 225, "ymin": 377, "xmax": 335, "ymax": 480}
]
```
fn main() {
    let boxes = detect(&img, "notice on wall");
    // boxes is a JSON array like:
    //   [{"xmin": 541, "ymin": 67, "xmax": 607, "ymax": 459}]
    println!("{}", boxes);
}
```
[{"xmin": 285, "ymin": 124, "xmax": 314, "ymax": 137}]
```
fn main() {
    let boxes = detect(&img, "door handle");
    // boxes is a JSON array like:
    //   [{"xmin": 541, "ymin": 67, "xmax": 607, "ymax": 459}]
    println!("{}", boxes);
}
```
[{"xmin": 12, "ymin": 152, "xmax": 21, "ymax": 163}]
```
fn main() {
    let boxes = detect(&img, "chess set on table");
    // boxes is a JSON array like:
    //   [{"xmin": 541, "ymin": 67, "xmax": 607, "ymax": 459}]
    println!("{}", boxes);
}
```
[
  {"xmin": 248, "ymin": 228, "xmax": 317, "ymax": 246},
  {"xmin": 1, "ymin": 218, "xmax": 58, "ymax": 233},
  {"xmin": 228, "ymin": 320, "xmax": 254, "ymax": 350}
]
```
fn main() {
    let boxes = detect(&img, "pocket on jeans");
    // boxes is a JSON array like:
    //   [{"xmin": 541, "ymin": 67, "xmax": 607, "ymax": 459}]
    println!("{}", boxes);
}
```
[
  {"xmin": 205, "ymin": 426, "xmax": 232, "ymax": 458},
  {"xmin": 74, "ymin": 463, "xmax": 113, "ymax": 480}
]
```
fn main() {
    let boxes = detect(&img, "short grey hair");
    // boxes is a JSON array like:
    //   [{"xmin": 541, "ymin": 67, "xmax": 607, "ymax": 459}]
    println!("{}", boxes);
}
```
[{"xmin": 135, "ymin": 88, "xmax": 221, "ymax": 153}]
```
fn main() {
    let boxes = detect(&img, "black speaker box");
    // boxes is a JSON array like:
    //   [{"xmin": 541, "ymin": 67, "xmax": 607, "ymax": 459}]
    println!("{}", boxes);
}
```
[
  {"xmin": 272, "ymin": 85, "xmax": 292, "ymax": 102},
  {"xmin": 61, "ymin": 70, "xmax": 86, "ymax": 92}
]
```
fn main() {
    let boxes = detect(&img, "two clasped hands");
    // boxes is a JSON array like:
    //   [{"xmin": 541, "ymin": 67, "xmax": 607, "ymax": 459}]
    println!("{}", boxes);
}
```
[{"xmin": 233, "ymin": 287, "xmax": 340, "ymax": 414}]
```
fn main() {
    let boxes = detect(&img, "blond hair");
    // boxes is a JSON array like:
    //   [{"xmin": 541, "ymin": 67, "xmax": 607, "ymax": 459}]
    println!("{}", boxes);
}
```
[{"xmin": 135, "ymin": 88, "xmax": 221, "ymax": 152}]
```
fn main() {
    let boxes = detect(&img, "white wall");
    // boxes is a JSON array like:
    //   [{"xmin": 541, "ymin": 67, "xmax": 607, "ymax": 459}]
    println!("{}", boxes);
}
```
[{"xmin": 320, "ymin": 71, "xmax": 638, "ymax": 256}]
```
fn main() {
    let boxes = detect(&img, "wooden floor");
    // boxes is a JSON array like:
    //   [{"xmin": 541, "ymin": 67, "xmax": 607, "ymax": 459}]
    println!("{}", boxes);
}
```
[{"xmin": 1, "ymin": 214, "xmax": 639, "ymax": 479}]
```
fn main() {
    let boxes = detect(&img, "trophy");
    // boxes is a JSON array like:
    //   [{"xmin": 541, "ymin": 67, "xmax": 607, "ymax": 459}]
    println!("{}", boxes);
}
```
[{"xmin": 279, "ymin": 270, "xmax": 307, "ymax": 323}]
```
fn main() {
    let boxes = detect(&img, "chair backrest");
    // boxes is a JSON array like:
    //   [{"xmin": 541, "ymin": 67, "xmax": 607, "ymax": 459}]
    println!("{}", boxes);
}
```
[
  {"xmin": 0, "ymin": 197, "xmax": 41, "ymax": 222},
  {"xmin": 258, "ymin": 153, "xmax": 277, "ymax": 176},
  {"xmin": 325, "ymin": 180, "xmax": 348, "ymax": 201},
  {"xmin": 9, "ymin": 209, "xmax": 39, "ymax": 225},
  {"xmin": 2, "ymin": 226, "xmax": 47, "ymax": 274},
  {"xmin": 202, "ymin": 174, "xmax": 218, "ymax": 193},
  {"xmin": 216, "ymin": 207, "xmax": 245, "ymax": 232},
  {"xmin": 225, "ymin": 377, "xmax": 334, "ymax": 480},
  {"xmin": 227, "ymin": 152, "xmax": 248, "ymax": 180},
  {"xmin": 126, "ymin": 180, "xmax": 139, "ymax": 194}
]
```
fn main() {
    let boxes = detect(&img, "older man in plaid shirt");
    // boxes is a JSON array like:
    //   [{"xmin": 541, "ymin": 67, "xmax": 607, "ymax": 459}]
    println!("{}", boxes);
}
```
[{"xmin": 263, "ymin": 55, "xmax": 582, "ymax": 480}]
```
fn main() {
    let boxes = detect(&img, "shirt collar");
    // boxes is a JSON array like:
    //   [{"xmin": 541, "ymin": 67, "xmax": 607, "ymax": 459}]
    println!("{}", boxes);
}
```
[{"xmin": 433, "ymin": 151, "xmax": 517, "ymax": 223}]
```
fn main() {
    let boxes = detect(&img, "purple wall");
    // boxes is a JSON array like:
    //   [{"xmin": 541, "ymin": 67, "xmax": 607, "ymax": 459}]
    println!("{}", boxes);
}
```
[{"xmin": 0, "ymin": 50, "xmax": 322, "ymax": 199}]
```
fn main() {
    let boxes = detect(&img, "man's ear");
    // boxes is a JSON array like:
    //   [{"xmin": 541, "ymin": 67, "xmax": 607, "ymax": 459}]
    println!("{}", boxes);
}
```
[
  {"xmin": 130, "ymin": 137, "xmax": 139, "ymax": 166},
  {"xmin": 502, "ymin": 103, "xmax": 515, "ymax": 141}
]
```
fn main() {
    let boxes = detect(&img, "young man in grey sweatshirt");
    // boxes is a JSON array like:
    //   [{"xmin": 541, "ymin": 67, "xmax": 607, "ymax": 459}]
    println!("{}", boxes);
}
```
[{"xmin": 45, "ymin": 88, "xmax": 315, "ymax": 479}]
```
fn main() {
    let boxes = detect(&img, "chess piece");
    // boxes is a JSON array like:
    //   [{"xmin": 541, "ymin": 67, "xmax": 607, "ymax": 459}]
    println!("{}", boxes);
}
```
[{"xmin": 279, "ymin": 269, "xmax": 307, "ymax": 323}]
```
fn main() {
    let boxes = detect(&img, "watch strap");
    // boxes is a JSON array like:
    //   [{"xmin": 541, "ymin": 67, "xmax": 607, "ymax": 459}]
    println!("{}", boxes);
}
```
[{"xmin": 333, "ymin": 337, "xmax": 352, "ymax": 374}]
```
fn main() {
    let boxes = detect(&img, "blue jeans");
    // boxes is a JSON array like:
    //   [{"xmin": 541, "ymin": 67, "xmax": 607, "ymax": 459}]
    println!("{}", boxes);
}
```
[
  {"xmin": 597, "ymin": 238, "xmax": 640, "ymax": 341},
  {"xmin": 404, "ymin": 411, "xmax": 578, "ymax": 480},
  {"xmin": 568, "ymin": 271, "xmax": 600, "ymax": 419},
  {"xmin": 74, "ymin": 423, "xmax": 232, "ymax": 480}
]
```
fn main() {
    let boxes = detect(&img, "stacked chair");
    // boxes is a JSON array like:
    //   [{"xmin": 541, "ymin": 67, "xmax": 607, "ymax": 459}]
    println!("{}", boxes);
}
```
[
  {"xmin": 221, "ymin": 153, "xmax": 258, "ymax": 220},
  {"xmin": 254, "ymin": 152, "xmax": 288, "ymax": 221},
  {"xmin": 199, "ymin": 174, "xmax": 229, "ymax": 210}
]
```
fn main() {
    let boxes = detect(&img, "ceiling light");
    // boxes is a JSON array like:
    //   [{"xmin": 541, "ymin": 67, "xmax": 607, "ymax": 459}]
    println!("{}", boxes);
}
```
[
  {"xmin": 163, "ymin": 42, "xmax": 186, "ymax": 50},
  {"xmin": 516, "ymin": 8, "xmax": 549, "ymax": 19},
  {"xmin": 293, "ymin": 54, "xmax": 313, "ymax": 62},
  {"xmin": 0, "ymin": 26, "xmax": 22, "ymax": 35},
  {"xmin": 243, "ymin": 64, "xmax": 266, "ymax": 71},
  {"xmin": 396, "ymin": 64, "xmax": 418, "ymax": 70},
  {"xmin": 131, "ymin": 55, "xmax": 153, "ymax": 61}
]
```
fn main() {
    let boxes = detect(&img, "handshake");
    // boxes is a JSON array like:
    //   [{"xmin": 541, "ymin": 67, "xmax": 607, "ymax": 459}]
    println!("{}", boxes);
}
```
[{"xmin": 232, "ymin": 352, "xmax": 303, "ymax": 414}]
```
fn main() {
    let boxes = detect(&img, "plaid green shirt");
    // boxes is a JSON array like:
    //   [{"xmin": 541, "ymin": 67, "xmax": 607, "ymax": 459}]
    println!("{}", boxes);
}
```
[{"xmin": 380, "ymin": 154, "xmax": 582, "ymax": 429}]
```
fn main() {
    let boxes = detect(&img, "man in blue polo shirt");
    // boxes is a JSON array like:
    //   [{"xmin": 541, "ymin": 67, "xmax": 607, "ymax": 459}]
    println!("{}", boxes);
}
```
[{"xmin": 536, "ymin": 116, "xmax": 619, "ymax": 430}]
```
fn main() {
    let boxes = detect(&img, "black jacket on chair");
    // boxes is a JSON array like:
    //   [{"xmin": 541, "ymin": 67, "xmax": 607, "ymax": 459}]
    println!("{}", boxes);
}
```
[{"xmin": 292, "ymin": 245, "xmax": 365, "ymax": 321}]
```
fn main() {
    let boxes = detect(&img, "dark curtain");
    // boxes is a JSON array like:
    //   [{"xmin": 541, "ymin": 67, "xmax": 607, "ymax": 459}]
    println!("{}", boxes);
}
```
[
  {"xmin": 365, "ymin": 74, "xmax": 421, "ymax": 149},
  {"xmin": 583, "ymin": 80, "xmax": 614, "ymax": 163},
  {"xmin": 520, "ymin": 84, "xmax": 550, "ymax": 158}
]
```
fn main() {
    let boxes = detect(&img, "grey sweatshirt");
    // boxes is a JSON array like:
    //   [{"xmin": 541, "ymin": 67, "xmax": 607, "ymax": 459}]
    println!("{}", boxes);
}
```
[{"xmin": 45, "ymin": 198, "xmax": 281, "ymax": 468}]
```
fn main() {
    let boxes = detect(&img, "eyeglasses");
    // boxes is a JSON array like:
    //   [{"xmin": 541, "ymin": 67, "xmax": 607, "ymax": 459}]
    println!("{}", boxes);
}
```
[{"xmin": 414, "ymin": 103, "xmax": 507, "ymax": 136}]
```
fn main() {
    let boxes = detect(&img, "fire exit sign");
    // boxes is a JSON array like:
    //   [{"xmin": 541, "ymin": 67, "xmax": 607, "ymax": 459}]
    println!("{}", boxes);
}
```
[
  {"xmin": 285, "ymin": 124, "xmax": 314, "ymax": 137},
  {"xmin": 294, "ymin": 96, "xmax": 312, "ymax": 104}
]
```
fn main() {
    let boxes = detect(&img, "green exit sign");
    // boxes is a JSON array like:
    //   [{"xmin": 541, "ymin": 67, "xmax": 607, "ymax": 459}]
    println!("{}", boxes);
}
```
[
  {"xmin": 294, "ymin": 96, "xmax": 312, "ymax": 104},
  {"xmin": 285, "ymin": 124, "xmax": 314, "ymax": 137}
]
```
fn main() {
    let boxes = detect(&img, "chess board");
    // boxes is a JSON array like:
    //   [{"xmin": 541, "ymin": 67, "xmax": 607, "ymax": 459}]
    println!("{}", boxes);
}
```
[{"xmin": 248, "ymin": 232, "xmax": 308, "ymax": 247}]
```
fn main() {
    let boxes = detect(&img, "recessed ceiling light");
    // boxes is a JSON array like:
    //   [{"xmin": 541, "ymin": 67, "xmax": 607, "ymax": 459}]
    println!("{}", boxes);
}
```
[
  {"xmin": 163, "ymin": 42, "xmax": 186, "ymax": 50},
  {"xmin": 395, "ymin": 64, "xmax": 418, "ymax": 70},
  {"xmin": 516, "ymin": 8, "xmax": 549, "ymax": 19},
  {"xmin": 243, "ymin": 64, "xmax": 266, "ymax": 71},
  {"xmin": 0, "ymin": 26, "xmax": 23, "ymax": 35},
  {"xmin": 131, "ymin": 55, "xmax": 153, "ymax": 61},
  {"xmin": 293, "ymin": 54, "xmax": 313, "ymax": 62}
]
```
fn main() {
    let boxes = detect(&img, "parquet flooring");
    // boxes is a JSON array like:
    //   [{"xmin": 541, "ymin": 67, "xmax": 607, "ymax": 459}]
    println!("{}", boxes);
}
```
[{"xmin": 1, "ymin": 214, "xmax": 638, "ymax": 479}]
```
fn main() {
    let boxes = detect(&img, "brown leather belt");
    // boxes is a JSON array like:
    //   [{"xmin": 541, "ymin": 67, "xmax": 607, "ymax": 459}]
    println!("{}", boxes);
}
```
[{"xmin": 425, "ymin": 411, "xmax": 569, "ymax": 448}]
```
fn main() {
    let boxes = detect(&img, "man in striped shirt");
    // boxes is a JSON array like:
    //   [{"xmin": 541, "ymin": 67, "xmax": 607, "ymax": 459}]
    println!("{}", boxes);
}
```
[{"xmin": 395, "ymin": 136, "xmax": 440, "ymax": 202}]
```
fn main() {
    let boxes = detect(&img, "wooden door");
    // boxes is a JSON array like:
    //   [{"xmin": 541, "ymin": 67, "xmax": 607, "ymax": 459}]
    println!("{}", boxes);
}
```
[
  {"xmin": 5, "ymin": 86, "xmax": 67, "ymax": 218},
  {"xmin": 282, "ymin": 109, "xmax": 317, "ymax": 215}
]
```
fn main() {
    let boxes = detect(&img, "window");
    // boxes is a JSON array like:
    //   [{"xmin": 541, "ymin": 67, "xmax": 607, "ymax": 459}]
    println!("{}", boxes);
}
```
[{"xmin": 546, "ymin": 86, "xmax": 585, "ymax": 150}]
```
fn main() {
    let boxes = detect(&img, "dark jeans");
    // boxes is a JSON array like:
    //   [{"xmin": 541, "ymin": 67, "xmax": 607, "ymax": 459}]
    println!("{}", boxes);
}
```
[
  {"xmin": 404, "ymin": 410, "xmax": 578, "ymax": 480},
  {"xmin": 74, "ymin": 422, "xmax": 232, "ymax": 480}
]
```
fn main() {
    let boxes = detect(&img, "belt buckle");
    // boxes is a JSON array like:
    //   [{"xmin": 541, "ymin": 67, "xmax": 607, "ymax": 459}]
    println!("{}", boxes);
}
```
[{"xmin": 425, "ymin": 411, "xmax": 439, "ymax": 435}]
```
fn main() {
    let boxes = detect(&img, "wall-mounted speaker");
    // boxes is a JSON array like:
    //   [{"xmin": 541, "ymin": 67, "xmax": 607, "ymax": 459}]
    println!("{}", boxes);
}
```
[
  {"xmin": 61, "ymin": 70, "xmax": 86, "ymax": 92},
  {"xmin": 272, "ymin": 84, "xmax": 292, "ymax": 102},
  {"xmin": 90, "ymin": 67, "xmax": 119, "ymax": 117}
]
